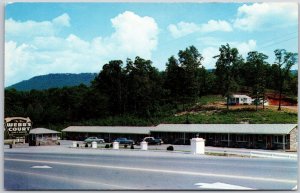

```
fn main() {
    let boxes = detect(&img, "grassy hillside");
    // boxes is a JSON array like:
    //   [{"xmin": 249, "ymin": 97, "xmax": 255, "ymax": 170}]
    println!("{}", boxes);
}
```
[
  {"xmin": 44, "ymin": 95, "xmax": 297, "ymax": 131},
  {"xmin": 163, "ymin": 108, "xmax": 297, "ymax": 124}
]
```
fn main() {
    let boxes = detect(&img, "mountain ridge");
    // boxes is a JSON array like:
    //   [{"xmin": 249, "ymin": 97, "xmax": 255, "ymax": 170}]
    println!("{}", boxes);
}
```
[{"xmin": 7, "ymin": 73, "xmax": 98, "ymax": 91}]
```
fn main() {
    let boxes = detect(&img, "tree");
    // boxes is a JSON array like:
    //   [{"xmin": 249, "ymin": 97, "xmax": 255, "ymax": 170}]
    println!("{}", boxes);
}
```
[
  {"xmin": 214, "ymin": 44, "xmax": 240, "ymax": 110},
  {"xmin": 164, "ymin": 56, "xmax": 184, "ymax": 103},
  {"xmin": 125, "ymin": 57, "xmax": 163, "ymax": 117},
  {"xmin": 178, "ymin": 46, "xmax": 204, "ymax": 101},
  {"xmin": 286, "ymin": 72, "xmax": 298, "ymax": 96},
  {"xmin": 164, "ymin": 46, "xmax": 204, "ymax": 123},
  {"xmin": 246, "ymin": 51, "xmax": 268, "ymax": 110},
  {"xmin": 273, "ymin": 49, "xmax": 298, "ymax": 110},
  {"xmin": 92, "ymin": 60, "xmax": 125, "ymax": 115},
  {"xmin": 5, "ymin": 89, "xmax": 26, "ymax": 117}
]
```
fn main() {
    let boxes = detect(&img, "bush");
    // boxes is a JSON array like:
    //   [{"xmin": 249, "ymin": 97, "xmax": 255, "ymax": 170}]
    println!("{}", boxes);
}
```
[
  {"xmin": 130, "ymin": 144, "xmax": 134, "ymax": 149},
  {"xmin": 110, "ymin": 143, "xmax": 113, "ymax": 148},
  {"xmin": 167, "ymin": 146, "xmax": 174, "ymax": 151},
  {"xmin": 85, "ymin": 143, "xmax": 88, "ymax": 148},
  {"xmin": 105, "ymin": 144, "xmax": 110, "ymax": 148},
  {"xmin": 124, "ymin": 144, "xmax": 128, "ymax": 148}
]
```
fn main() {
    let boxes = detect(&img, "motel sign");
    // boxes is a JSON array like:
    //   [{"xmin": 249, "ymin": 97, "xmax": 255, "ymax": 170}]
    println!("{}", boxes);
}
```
[{"xmin": 4, "ymin": 117, "xmax": 32, "ymax": 138}]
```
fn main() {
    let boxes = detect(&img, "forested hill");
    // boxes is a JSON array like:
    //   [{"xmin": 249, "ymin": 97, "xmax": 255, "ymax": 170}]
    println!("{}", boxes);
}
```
[
  {"xmin": 4, "ymin": 46, "xmax": 298, "ymax": 129},
  {"xmin": 7, "ymin": 73, "xmax": 97, "ymax": 91}
]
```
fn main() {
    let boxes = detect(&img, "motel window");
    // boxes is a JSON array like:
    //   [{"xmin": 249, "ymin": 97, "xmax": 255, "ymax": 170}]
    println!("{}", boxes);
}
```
[
  {"xmin": 274, "ymin": 135, "xmax": 289, "ymax": 143},
  {"xmin": 258, "ymin": 135, "xmax": 263, "ymax": 141},
  {"xmin": 236, "ymin": 135, "xmax": 247, "ymax": 142},
  {"xmin": 52, "ymin": 134, "xmax": 57, "ymax": 140},
  {"xmin": 286, "ymin": 135, "xmax": 290, "ymax": 143},
  {"xmin": 273, "ymin": 135, "xmax": 283, "ymax": 143},
  {"xmin": 221, "ymin": 134, "xmax": 229, "ymax": 141}
]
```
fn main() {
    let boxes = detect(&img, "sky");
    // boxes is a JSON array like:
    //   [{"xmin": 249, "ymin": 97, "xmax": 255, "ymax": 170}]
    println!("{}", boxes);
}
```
[{"xmin": 5, "ymin": 2, "xmax": 298, "ymax": 86}]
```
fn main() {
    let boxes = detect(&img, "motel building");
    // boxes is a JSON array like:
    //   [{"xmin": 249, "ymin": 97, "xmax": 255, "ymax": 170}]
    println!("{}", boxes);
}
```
[
  {"xmin": 29, "ymin": 128, "xmax": 61, "ymax": 146},
  {"xmin": 62, "ymin": 124, "xmax": 298, "ymax": 151}
]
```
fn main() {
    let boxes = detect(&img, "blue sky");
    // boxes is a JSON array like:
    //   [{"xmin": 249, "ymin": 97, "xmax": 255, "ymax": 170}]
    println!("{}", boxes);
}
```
[{"xmin": 5, "ymin": 2, "xmax": 298, "ymax": 86}]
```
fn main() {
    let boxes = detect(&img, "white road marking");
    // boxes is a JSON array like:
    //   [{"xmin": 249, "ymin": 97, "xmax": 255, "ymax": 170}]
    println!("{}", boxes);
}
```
[
  {"xmin": 293, "ymin": 185, "xmax": 297, "ymax": 190},
  {"xmin": 15, "ymin": 154, "xmax": 297, "ymax": 169},
  {"xmin": 5, "ymin": 169, "xmax": 137, "ymax": 189},
  {"xmin": 195, "ymin": 182, "xmax": 253, "ymax": 190},
  {"xmin": 5, "ymin": 158, "xmax": 296, "ymax": 184},
  {"xmin": 31, "ymin": 165, "xmax": 52, "ymax": 169}
]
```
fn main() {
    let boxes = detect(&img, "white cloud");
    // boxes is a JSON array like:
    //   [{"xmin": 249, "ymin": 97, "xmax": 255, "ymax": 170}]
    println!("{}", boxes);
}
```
[
  {"xmin": 5, "ymin": 11, "xmax": 159, "ymax": 86},
  {"xmin": 233, "ymin": 40, "xmax": 257, "ymax": 56},
  {"xmin": 52, "ymin": 13, "xmax": 71, "ymax": 27},
  {"xmin": 234, "ymin": 3, "xmax": 298, "ymax": 31},
  {"xmin": 169, "ymin": 3, "xmax": 297, "ymax": 38},
  {"xmin": 168, "ymin": 22, "xmax": 200, "ymax": 38},
  {"xmin": 5, "ymin": 41, "xmax": 39, "ymax": 85},
  {"xmin": 168, "ymin": 20, "xmax": 232, "ymax": 38},
  {"xmin": 201, "ymin": 40, "xmax": 256, "ymax": 69},
  {"xmin": 108, "ymin": 11, "xmax": 158, "ymax": 59},
  {"xmin": 201, "ymin": 20, "xmax": 232, "ymax": 33},
  {"xmin": 202, "ymin": 46, "xmax": 219, "ymax": 69},
  {"xmin": 5, "ymin": 13, "xmax": 70, "ymax": 40}
]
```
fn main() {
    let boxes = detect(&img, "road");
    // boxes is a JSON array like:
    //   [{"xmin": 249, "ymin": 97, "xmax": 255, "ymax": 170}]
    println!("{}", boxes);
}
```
[{"xmin": 4, "ymin": 151, "xmax": 297, "ymax": 190}]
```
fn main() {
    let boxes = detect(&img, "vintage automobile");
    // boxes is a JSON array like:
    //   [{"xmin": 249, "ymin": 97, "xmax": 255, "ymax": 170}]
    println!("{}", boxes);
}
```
[
  {"xmin": 114, "ymin": 138, "xmax": 134, "ymax": 145},
  {"xmin": 84, "ymin": 137, "xmax": 105, "ymax": 144},
  {"xmin": 142, "ymin": 137, "xmax": 163, "ymax": 145}
]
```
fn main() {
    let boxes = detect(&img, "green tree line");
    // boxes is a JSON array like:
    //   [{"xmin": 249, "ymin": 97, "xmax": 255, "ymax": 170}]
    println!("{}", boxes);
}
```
[{"xmin": 5, "ymin": 44, "xmax": 298, "ymax": 128}]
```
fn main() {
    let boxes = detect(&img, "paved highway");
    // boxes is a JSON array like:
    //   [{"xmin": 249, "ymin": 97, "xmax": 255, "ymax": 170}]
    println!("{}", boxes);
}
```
[{"xmin": 4, "ymin": 151, "xmax": 297, "ymax": 190}]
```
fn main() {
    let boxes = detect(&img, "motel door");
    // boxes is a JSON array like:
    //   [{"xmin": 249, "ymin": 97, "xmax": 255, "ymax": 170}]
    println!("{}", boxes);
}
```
[
  {"xmin": 265, "ymin": 136, "xmax": 272, "ymax": 149},
  {"xmin": 29, "ymin": 134, "xmax": 36, "ymax": 146}
]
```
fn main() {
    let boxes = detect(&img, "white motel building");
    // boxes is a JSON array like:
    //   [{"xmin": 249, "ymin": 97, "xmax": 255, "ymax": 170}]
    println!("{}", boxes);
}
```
[{"xmin": 62, "ymin": 124, "xmax": 298, "ymax": 151}]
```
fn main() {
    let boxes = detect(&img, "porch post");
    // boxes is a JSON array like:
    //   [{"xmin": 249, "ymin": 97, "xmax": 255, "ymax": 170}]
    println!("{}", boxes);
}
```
[
  {"xmin": 214, "ymin": 134, "xmax": 217, "ymax": 146},
  {"xmin": 228, "ymin": 133, "xmax": 230, "ymax": 147},
  {"xmin": 183, "ymin": 132, "xmax": 186, "ymax": 144},
  {"xmin": 283, "ymin": 134, "xmax": 286, "ymax": 151}
]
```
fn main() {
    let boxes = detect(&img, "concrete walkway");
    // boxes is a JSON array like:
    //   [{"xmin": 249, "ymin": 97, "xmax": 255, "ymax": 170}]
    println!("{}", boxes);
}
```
[{"xmin": 4, "ymin": 140, "xmax": 297, "ymax": 159}]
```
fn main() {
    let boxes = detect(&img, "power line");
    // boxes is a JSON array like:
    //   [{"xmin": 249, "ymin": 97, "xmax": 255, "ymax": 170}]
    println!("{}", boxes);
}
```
[
  {"xmin": 259, "ymin": 36, "xmax": 297, "ymax": 49},
  {"xmin": 259, "ymin": 31, "xmax": 297, "ymax": 46}
]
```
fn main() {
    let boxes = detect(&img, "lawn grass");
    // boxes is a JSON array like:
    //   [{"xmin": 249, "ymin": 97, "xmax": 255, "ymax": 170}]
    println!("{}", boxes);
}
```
[
  {"xmin": 196, "ymin": 95, "xmax": 225, "ymax": 105},
  {"xmin": 48, "ymin": 95, "xmax": 297, "ymax": 132},
  {"xmin": 163, "ymin": 108, "xmax": 297, "ymax": 124}
]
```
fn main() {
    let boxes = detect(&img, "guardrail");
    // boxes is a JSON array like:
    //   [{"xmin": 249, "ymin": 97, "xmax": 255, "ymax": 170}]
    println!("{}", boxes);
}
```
[
  {"xmin": 205, "ymin": 149, "xmax": 297, "ymax": 159},
  {"xmin": 249, "ymin": 151, "xmax": 297, "ymax": 159}
]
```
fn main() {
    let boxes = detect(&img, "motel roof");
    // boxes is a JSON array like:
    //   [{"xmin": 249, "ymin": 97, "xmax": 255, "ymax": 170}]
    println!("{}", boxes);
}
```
[
  {"xmin": 62, "ymin": 126, "xmax": 153, "ymax": 134},
  {"xmin": 30, "ymin": 128, "xmax": 61, "ymax": 134},
  {"xmin": 154, "ymin": 124, "xmax": 297, "ymax": 135},
  {"xmin": 62, "ymin": 124, "xmax": 297, "ymax": 135}
]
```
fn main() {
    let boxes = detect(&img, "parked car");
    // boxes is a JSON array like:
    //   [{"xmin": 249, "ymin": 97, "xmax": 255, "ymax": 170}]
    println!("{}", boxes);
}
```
[
  {"xmin": 114, "ymin": 138, "xmax": 134, "ymax": 145},
  {"xmin": 142, "ymin": 137, "xmax": 163, "ymax": 145},
  {"xmin": 84, "ymin": 137, "xmax": 105, "ymax": 144}
]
